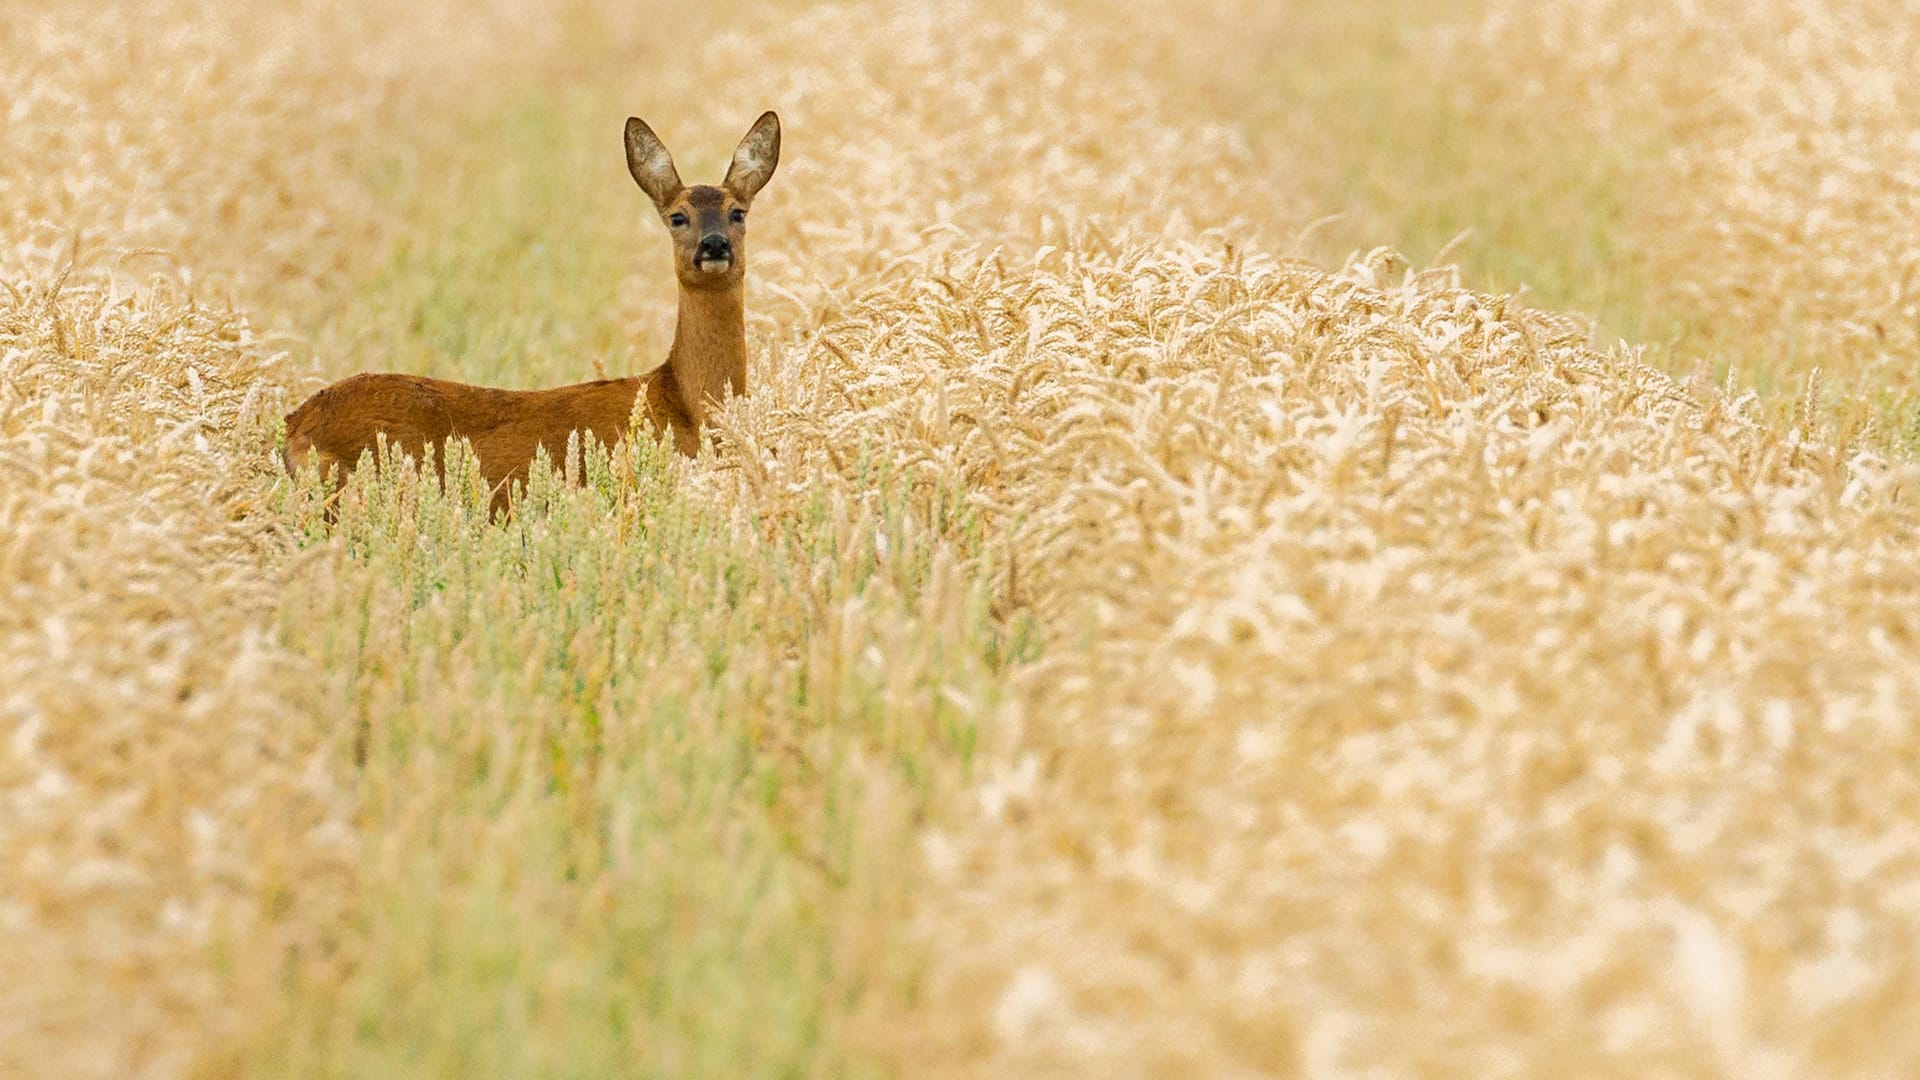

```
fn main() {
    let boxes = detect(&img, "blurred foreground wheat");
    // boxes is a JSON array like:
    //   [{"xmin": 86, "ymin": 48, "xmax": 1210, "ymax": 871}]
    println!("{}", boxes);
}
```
[{"xmin": 826, "ymin": 244, "xmax": 1920, "ymax": 1076}]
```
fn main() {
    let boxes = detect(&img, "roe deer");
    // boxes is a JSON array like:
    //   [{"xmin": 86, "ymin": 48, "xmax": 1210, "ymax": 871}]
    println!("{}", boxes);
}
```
[{"xmin": 282, "ymin": 110, "xmax": 781, "ymax": 514}]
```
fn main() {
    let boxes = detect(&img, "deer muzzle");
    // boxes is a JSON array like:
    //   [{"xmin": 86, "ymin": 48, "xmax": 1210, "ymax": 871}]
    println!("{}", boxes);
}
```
[{"xmin": 695, "ymin": 234, "xmax": 732, "ymax": 273}]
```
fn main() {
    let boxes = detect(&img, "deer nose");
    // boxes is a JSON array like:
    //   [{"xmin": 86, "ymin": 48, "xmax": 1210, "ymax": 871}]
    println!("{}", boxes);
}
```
[{"xmin": 696, "ymin": 235, "xmax": 732, "ymax": 262}]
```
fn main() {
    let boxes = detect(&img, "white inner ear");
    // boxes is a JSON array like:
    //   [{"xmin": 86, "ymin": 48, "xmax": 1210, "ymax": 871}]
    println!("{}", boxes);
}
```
[
  {"xmin": 643, "ymin": 147, "xmax": 677, "ymax": 187},
  {"xmin": 729, "ymin": 144, "xmax": 775, "ymax": 197}
]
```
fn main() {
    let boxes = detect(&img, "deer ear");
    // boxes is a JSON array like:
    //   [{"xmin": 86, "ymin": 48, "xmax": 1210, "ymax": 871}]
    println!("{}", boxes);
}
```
[
  {"xmin": 723, "ymin": 111, "xmax": 780, "ymax": 205},
  {"xmin": 625, "ymin": 117, "xmax": 684, "ymax": 211}
]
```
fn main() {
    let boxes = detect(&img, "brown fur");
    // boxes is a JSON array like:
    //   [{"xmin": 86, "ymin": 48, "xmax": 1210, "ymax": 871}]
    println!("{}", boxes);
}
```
[
  {"xmin": 282, "ymin": 110, "xmax": 780, "ymax": 516},
  {"xmin": 284, "ymin": 373, "xmax": 648, "ymax": 511}
]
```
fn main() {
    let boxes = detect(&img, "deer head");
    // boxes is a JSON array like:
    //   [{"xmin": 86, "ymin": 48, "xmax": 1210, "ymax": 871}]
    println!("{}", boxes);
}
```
[{"xmin": 624, "ymin": 111, "xmax": 781, "ymax": 292}]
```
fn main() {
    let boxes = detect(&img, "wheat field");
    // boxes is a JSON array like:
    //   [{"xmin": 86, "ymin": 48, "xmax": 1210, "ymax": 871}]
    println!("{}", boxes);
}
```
[{"xmin": 6, "ymin": 0, "xmax": 1920, "ymax": 1076}]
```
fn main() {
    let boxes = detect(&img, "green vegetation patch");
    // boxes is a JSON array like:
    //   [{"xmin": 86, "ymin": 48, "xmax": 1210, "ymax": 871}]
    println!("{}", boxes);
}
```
[
  {"xmin": 324, "ymin": 91, "xmax": 646, "ymax": 388},
  {"xmin": 253, "ymin": 431, "xmax": 1019, "ymax": 1078}
]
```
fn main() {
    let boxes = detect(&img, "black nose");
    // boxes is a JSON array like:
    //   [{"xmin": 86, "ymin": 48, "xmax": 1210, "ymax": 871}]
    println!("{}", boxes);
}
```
[{"xmin": 697, "ymin": 235, "xmax": 731, "ymax": 261}]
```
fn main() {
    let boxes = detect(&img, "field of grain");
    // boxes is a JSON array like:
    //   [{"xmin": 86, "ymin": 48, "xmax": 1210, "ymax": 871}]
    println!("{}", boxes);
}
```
[{"xmin": 6, "ymin": 1, "xmax": 1920, "ymax": 1076}]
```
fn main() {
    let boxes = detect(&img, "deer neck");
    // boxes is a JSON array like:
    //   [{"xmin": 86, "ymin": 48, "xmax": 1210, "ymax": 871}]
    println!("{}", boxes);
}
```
[{"xmin": 664, "ymin": 282, "xmax": 747, "ymax": 428}]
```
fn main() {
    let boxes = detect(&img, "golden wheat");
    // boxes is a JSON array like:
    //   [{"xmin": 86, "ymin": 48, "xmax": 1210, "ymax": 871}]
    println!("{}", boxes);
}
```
[
  {"xmin": 8, "ymin": 0, "xmax": 1920, "ymax": 1076},
  {"xmin": 0, "ymin": 275, "xmax": 352, "ymax": 1079},
  {"xmin": 1454, "ymin": 0, "xmax": 1920, "ymax": 405},
  {"xmin": 825, "ymin": 245, "xmax": 1920, "ymax": 1075},
  {"xmin": 0, "ymin": 0, "xmax": 567, "ymax": 1072}
]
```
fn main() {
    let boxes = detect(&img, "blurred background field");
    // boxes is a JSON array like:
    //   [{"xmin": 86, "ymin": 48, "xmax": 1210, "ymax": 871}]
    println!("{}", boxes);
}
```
[{"xmin": 5, "ymin": 1, "xmax": 1920, "ymax": 1077}]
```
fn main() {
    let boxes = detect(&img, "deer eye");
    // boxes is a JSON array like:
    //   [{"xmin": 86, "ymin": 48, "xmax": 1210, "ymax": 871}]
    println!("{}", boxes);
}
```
[
  {"xmin": 668, "ymin": 212, "xmax": 689, "ymax": 228},
  {"xmin": 729, "ymin": 208, "xmax": 746, "ymax": 224}
]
